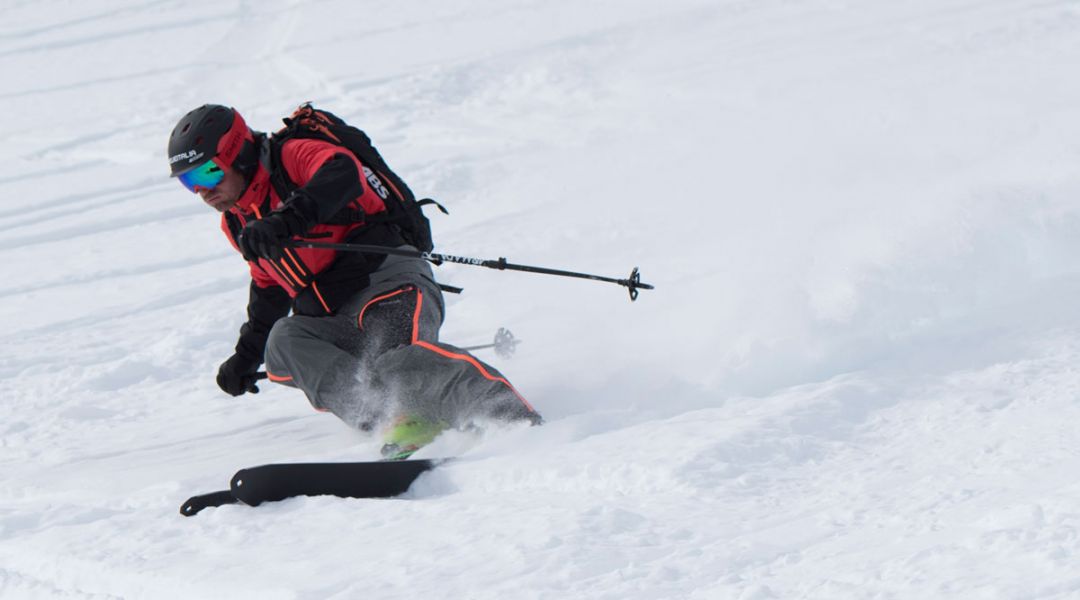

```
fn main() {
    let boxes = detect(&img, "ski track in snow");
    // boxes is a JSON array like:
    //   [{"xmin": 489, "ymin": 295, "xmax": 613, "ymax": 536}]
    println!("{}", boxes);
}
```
[{"xmin": 3, "ymin": 0, "xmax": 1080, "ymax": 598}]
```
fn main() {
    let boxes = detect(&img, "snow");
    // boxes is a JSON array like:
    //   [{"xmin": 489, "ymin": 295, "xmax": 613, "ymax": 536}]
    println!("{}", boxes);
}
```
[{"xmin": 3, "ymin": 0, "xmax": 1080, "ymax": 597}]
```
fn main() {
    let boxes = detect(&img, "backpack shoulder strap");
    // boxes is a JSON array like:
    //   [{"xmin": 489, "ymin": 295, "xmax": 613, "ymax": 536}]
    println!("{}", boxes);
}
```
[
  {"xmin": 224, "ymin": 211, "xmax": 243, "ymax": 241},
  {"xmin": 266, "ymin": 133, "xmax": 295, "ymax": 202}
]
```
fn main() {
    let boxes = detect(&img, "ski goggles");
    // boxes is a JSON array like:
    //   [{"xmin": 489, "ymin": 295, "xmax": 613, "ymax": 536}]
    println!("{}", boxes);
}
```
[{"xmin": 177, "ymin": 158, "xmax": 225, "ymax": 193}]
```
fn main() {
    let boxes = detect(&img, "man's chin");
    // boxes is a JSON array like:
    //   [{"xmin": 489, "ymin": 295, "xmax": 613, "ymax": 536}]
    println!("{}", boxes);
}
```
[{"xmin": 206, "ymin": 197, "xmax": 232, "ymax": 212}]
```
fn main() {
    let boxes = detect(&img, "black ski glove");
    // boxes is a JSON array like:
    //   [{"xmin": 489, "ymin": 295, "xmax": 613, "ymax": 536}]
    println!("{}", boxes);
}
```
[
  {"xmin": 238, "ymin": 208, "xmax": 306, "ymax": 262},
  {"xmin": 216, "ymin": 353, "xmax": 262, "ymax": 396}
]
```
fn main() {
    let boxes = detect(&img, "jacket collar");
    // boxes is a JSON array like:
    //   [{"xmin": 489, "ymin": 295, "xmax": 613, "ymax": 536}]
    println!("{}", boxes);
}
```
[{"xmin": 230, "ymin": 164, "xmax": 271, "ymax": 215}]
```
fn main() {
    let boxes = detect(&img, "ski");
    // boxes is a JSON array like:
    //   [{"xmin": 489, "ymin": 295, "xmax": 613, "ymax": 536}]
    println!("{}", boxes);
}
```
[
  {"xmin": 180, "ymin": 458, "xmax": 446, "ymax": 517},
  {"xmin": 181, "ymin": 489, "xmax": 239, "ymax": 515}
]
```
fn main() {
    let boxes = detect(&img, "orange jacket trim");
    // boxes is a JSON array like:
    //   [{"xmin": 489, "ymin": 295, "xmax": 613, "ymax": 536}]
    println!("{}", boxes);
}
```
[
  {"xmin": 283, "ymin": 248, "xmax": 310, "ymax": 279},
  {"xmin": 311, "ymin": 281, "xmax": 331, "ymax": 314},
  {"xmin": 265, "ymin": 261, "xmax": 298, "ymax": 292},
  {"xmin": 277, "ymin": 258, "xmax": 305, "ymax": 288}
]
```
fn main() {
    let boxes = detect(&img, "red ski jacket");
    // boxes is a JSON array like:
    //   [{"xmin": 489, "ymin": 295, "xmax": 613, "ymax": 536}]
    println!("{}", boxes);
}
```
[{"xmin": 221, "ymin": 136, "xmax": 404, "ymax": 316}]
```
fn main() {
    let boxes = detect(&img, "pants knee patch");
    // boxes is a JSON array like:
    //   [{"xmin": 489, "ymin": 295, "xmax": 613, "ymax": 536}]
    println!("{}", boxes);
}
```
[{"xmin": 357, "ymin": 286, "xmax": 422, "ymax": 354}]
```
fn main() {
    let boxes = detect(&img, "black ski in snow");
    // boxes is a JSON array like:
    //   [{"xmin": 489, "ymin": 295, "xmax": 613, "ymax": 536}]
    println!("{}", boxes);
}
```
[{"xmin": 180, "ymin": 458, "xmax": 445, "ymax": 516}]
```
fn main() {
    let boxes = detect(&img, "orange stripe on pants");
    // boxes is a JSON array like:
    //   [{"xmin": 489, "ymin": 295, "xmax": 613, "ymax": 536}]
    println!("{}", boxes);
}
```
[
  {"xmin": 266, "ymin": 370, "xmax": 293, "ymax": 383},
  {"xmin": 411, "ymin": 289, "xmax": 423, "ymax": 344},
  {"xmin": 356, "ymin": 287, "xmax": 410, "ymax": 329},
  {"xmin": 413, "ymin": 340, "xmax": 536, "ymax": 413}
]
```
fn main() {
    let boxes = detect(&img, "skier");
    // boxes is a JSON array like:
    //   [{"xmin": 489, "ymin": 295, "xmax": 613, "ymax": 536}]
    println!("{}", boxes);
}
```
[{"xmin": 167, "ymin": 104, "xmax": 540, "ymax": 457}]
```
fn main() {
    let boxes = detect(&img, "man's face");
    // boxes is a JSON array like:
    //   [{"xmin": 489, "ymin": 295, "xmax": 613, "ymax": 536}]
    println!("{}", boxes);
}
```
[{"xmin": 197, "ymin": 164, "xmax": 246, "ymax": 212}]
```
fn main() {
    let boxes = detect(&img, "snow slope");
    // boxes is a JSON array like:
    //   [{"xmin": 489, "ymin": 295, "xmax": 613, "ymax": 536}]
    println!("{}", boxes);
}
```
[{"xmin": 3, "ymin": 0, "xmax": 1080, "ymax": 597}]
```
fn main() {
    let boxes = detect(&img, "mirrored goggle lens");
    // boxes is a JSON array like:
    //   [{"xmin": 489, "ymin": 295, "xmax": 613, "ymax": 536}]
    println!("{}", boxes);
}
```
[{"xmin": 178, "ymin": 159, "xmax": 224, "ymax": 193}]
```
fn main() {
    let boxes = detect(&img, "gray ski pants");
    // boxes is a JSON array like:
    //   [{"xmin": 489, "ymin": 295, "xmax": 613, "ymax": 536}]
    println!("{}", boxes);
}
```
[{"xmin": 263, "ymin": 254, "xmax": 538, "ymax": 430}]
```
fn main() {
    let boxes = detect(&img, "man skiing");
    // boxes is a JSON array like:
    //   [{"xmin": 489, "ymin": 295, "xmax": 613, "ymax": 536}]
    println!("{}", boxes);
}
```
[{"xmin": 167, "ymin": 103, "xmax": 540, "ymax": 457}]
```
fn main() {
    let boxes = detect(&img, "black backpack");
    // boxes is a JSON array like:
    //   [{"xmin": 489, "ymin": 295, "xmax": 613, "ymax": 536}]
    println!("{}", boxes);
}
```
[{"xmin": 267, "ymin": 103, "xmax": 445, "ymax": 252}]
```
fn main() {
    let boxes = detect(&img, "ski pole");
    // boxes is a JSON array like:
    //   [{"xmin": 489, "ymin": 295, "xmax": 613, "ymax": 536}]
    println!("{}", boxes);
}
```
[
  {"xmin": 252, "ymin": 328, "xmax": 520, "ymax": 381},
  {"xmin": 285, "ymin": 240, "xmax": 655, "ymax": 301},
  {"xmin": 460, "ymin": 327, "xmax": 519, "ymax": 359}
]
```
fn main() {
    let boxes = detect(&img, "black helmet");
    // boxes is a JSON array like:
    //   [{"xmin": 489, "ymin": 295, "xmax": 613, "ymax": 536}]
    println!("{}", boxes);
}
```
[{"xmin": 168, "ymin": 104, "xmax": 253, "ymax": 177}]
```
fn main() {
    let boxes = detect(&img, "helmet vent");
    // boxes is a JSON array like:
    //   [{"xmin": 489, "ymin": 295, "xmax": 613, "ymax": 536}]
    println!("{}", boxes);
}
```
[{"xmin": 168, "ymin": 104, "xmax": 239, "ymax": 170}]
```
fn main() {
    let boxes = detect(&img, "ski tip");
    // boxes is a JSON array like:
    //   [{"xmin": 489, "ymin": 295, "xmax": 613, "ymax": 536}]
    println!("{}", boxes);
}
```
[
  {"xmin": 180, "ymin": 490, "xmax": 238, "ymax": 517},
  {"xmin": 180, "ymin": 503, "xmax": 203, "ymax": 517}
]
